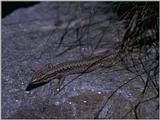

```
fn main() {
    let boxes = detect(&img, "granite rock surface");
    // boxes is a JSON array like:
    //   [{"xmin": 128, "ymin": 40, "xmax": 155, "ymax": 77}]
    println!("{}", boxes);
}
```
[{"xmin": 2, "ymin": 2, "xmax": 158, "ymax": 119}]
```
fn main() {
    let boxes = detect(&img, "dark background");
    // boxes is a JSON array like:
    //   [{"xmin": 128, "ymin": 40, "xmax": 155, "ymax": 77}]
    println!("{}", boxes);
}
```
[{"xmin": 2, "ymin": 2, "xmax": 40, "ymax": 18}]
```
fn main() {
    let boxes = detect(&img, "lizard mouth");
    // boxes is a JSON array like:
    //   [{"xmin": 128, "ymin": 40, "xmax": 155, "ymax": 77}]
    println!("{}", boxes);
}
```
[
  {"xmin": 26, "ymin": 81, "xmax": 49, "ymax": 91},
  {"xmin": 29, "ymin": 78, "xmax": 43, "ymax": 84}
]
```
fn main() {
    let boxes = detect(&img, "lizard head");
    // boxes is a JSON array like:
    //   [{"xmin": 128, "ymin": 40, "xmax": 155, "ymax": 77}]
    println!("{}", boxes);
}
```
[{"xmin": 29, "ymin": 63, "xmax": 53, "ymax": 85}]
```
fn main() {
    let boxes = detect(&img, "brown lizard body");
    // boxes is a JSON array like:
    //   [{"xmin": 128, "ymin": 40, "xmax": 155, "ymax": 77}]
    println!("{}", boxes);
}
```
[{"xmin": 28, "ymin": 53, "xmax": 117, "ymax": 91}]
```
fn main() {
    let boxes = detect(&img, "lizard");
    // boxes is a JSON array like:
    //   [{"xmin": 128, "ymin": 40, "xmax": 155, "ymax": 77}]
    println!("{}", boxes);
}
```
[{"xmin": 26, "ymin": 52, "xmax": 118, "ymax": 92}]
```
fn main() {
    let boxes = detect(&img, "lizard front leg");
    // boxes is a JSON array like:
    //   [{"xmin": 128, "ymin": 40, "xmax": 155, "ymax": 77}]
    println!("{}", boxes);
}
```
[{"xmin": 53, "ymin": 75, "xmax": 65, "ymax": 92}]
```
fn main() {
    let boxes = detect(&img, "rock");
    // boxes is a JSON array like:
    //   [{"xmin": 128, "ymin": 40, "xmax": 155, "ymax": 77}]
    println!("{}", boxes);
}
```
[{"xmin": 2, "ymin": 2, "xmax": 158, "ymax": 119}]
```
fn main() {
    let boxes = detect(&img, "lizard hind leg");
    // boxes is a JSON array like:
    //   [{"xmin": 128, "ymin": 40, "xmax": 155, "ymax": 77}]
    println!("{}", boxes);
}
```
[{"xmin": 53, "ymin": 75, "xmax": 65, "ymax": 93}]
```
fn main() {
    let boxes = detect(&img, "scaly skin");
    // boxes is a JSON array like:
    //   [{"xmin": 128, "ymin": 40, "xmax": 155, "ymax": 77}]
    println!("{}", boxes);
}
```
[{"xmin": 28, "ymin": 53, "xmax": 117, "ymax": 91}]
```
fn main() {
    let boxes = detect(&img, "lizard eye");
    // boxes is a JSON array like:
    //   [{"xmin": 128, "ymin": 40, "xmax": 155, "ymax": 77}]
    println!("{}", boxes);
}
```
[
  {"xmin": 32, "ymin": 71, "xmax": 43, "ymax": 79},
  {"xmin": 30, "ymin": 63, "xmax": 53, "ymax": 83}
]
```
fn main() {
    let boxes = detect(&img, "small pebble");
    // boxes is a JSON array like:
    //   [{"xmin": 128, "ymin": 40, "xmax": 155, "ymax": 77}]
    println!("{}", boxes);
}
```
[
  {"xmin": 91, "ymin": 89, "xmax": 95, "ymax": 92},
  {"xmin": 23, "ymin": 28, "xmax": 27, "ymax": 32},
  {"xmin": 83, "ymin": 100, "xmax": 87, "ymax": 103},
  {"xmin": 25, "ymin": 91, "xmax": 30, "ymax": 94},
  {"xmin": 55, "ymin": 101, "xmax": 60, "ymax": 106}
]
